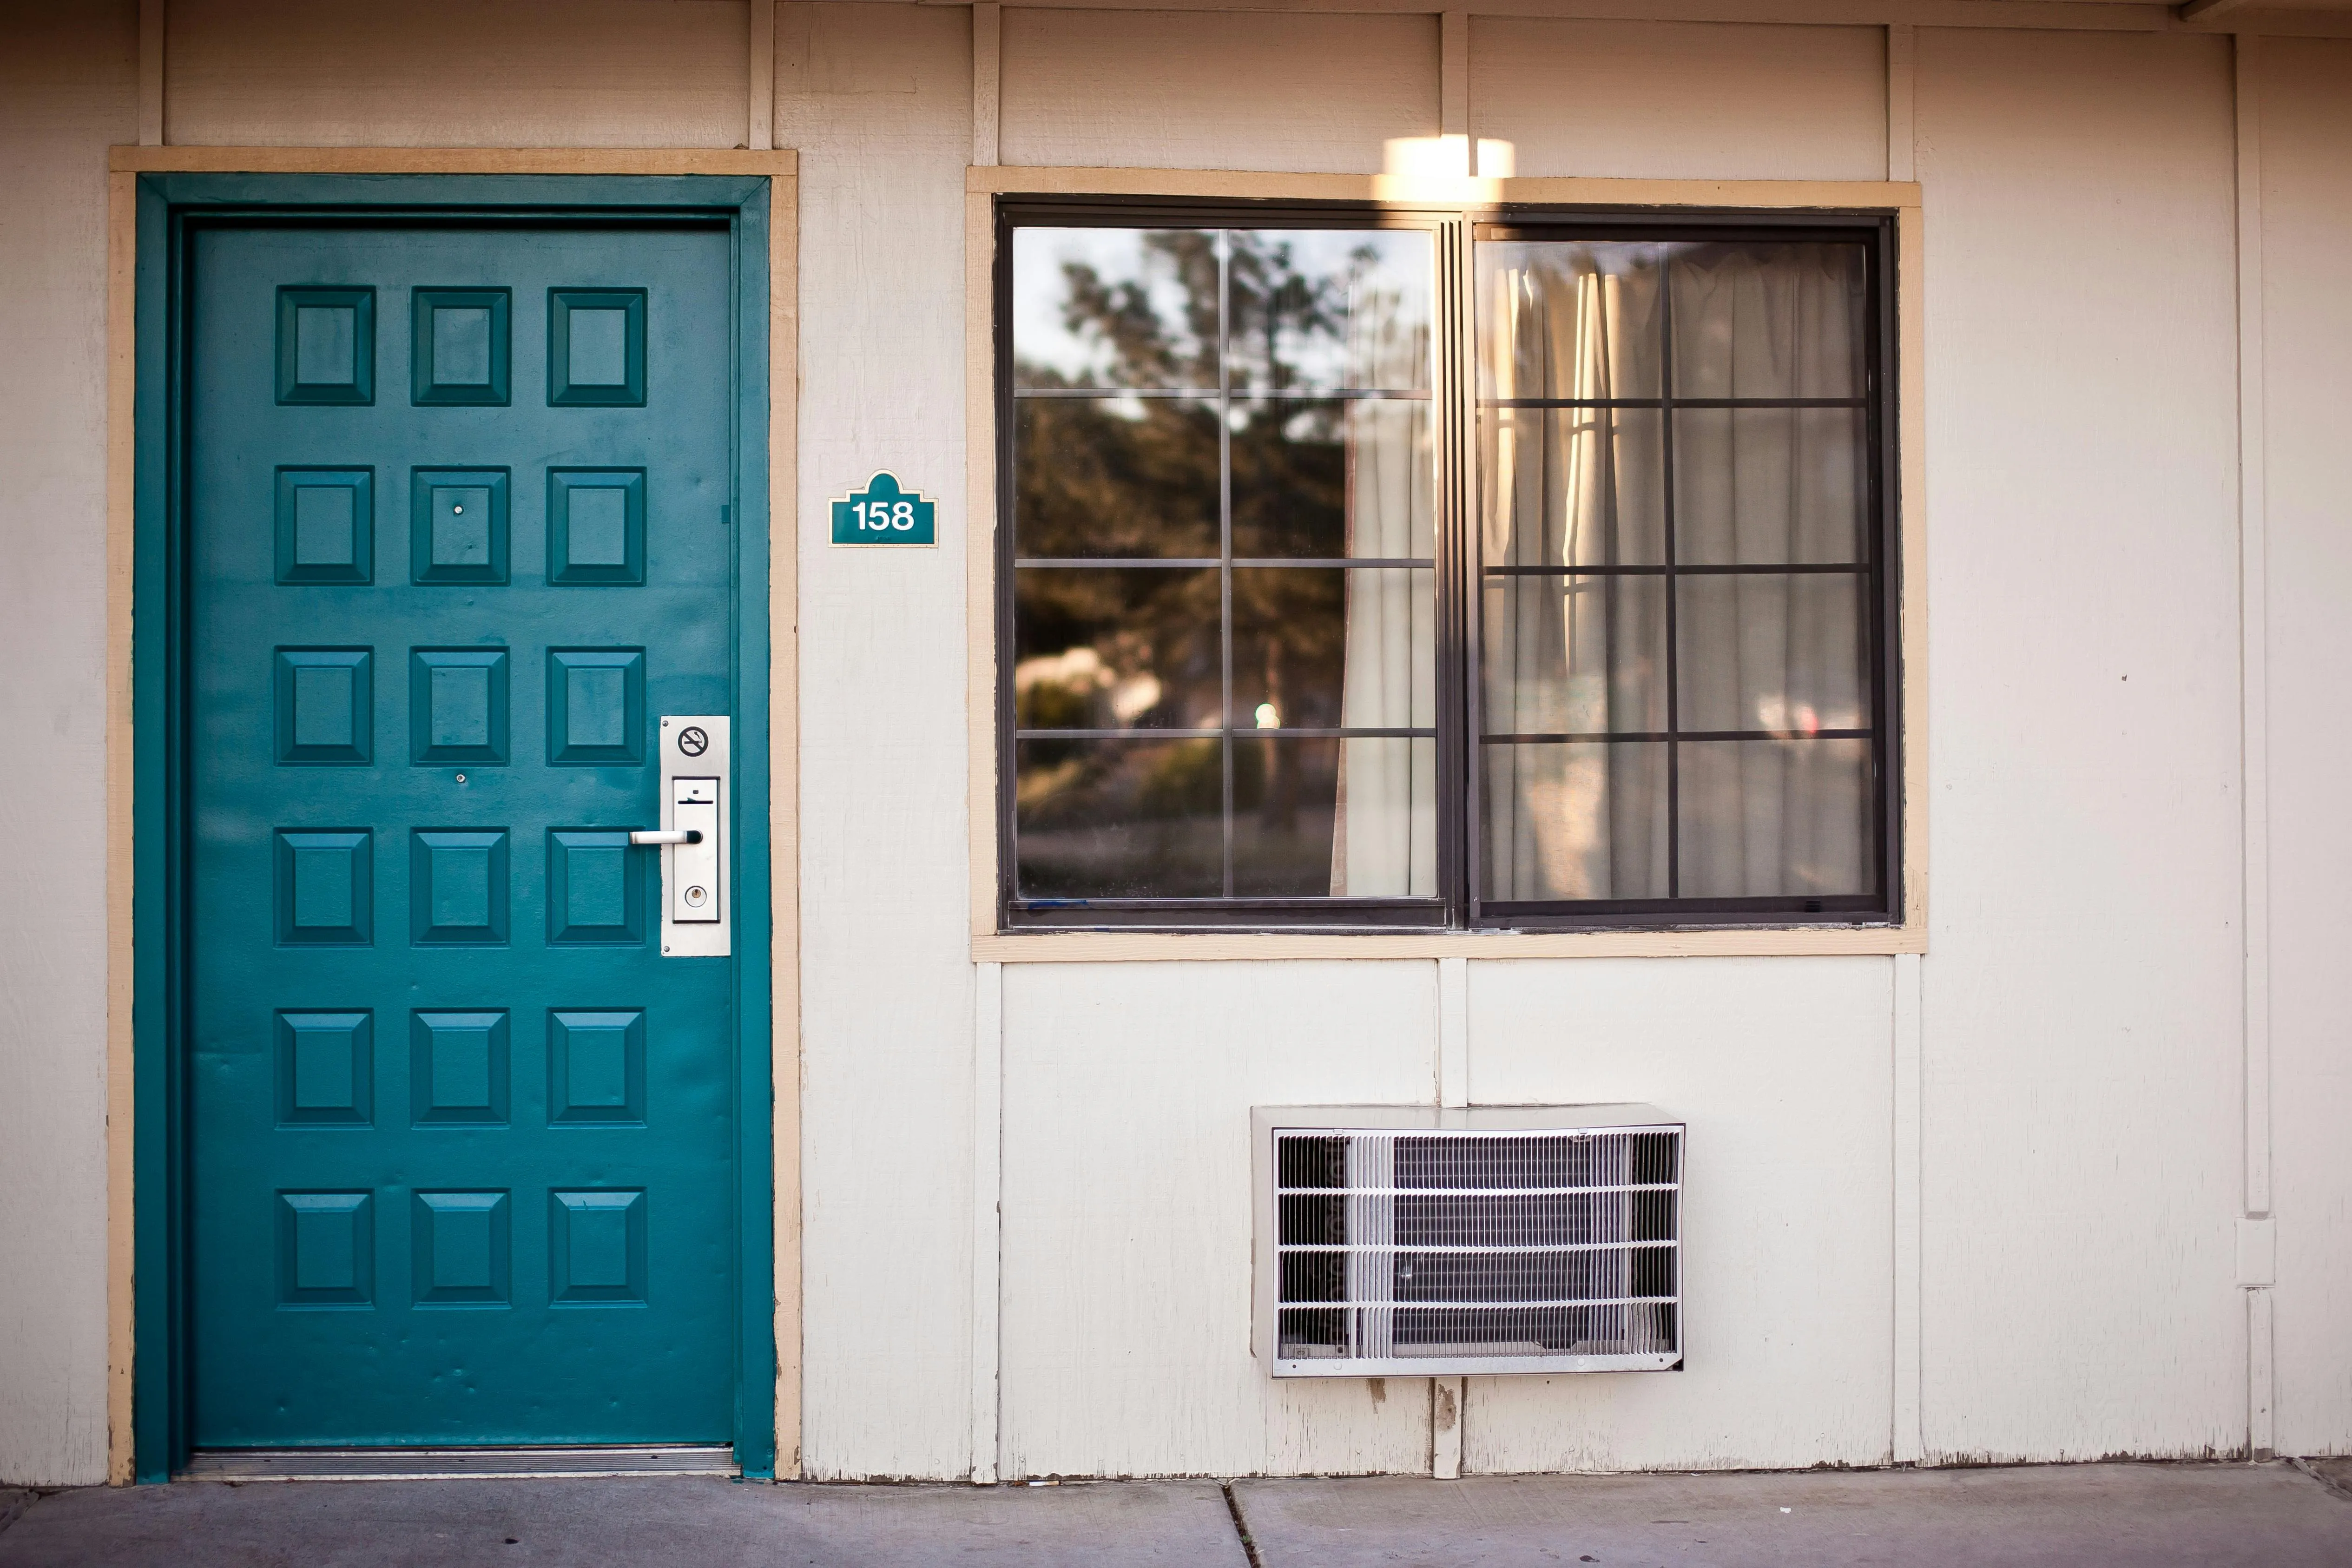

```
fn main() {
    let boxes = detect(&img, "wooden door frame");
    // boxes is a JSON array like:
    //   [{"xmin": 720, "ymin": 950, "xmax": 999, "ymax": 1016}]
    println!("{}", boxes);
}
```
[{"xmin": 105, "ymin": 148, "xmax": 801, "ymax": 1483}]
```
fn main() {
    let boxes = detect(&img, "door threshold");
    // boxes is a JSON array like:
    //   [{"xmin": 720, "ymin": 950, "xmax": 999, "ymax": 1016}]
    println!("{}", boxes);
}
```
[{"xmin": 183, "ymin": 1445, "xmax": 739, "ymax": 1481}]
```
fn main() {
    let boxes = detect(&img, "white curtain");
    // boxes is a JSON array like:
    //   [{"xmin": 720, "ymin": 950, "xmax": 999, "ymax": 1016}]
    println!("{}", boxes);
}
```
[
  {"xmin": 1482, "ymin": 242, "xmax": 1872, "ymax": 901},
  {"xmin": 1329, "ymin": 273, "xmax": 1436, "ymax": 897}
]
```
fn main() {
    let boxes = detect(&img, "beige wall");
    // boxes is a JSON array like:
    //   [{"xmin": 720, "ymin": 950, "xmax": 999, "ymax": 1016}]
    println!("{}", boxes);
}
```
[
  {"xmin": 774, "ymin": 0, "xmax": 980, "ymax": 1482},
  {"xmin": 1, "ymin": 0, "xmax": 2345, "ymax": 1486},
  {"xmin": 2260, "ymin": 35, "xmax": 2352, "ymax": 1462},
  {"xmin": 0, "ymin": 0, "xmax": 136, "ymax": 1491},
  {"xmin": 1472, "ymin": 17, "xmax": 1889, "ymax": 179},
  {"xmin": 1912, "ymin": 26, "xmax": 2247, "ymax": 1462},
  {"xmin": 1000, "ymin": 8, "xmax": 1436, "ymax": 172},
  {"xmin": 165, "ymin": 0, "xmax": 750, "ymax": 149}
]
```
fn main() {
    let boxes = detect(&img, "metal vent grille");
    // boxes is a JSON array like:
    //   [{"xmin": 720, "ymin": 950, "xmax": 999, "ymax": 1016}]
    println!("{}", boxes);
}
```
[{"xmin": 1266, "ymin": 1119, "xmax": 1683, "ymax": 1377}]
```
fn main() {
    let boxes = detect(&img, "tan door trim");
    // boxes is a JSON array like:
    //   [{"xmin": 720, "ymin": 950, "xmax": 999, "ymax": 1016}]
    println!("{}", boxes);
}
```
[{"xmin": 103, "ymin": 145, "xmax": 802, "ymax": 1482}]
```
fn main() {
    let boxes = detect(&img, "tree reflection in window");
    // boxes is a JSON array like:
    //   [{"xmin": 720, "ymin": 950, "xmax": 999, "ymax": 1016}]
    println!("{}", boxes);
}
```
[{"xmin": 1009, "ymin": 225, "xmax": 1437, "ymax": 908}]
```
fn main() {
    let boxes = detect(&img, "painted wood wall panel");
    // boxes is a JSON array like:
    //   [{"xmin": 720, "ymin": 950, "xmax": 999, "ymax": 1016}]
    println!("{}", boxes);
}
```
[
  {"xmin": 0, "ymin": 0, "xmax": 135, "ymax": 1491},
  {"xmin": 2259, "ymin": 36, "xmax": 2352, "ymax": 1462},
  {"xmin": 1913, "ymin": 27, "xmax": 2247, "ymax": 1462},
  {"xmin": 165, "ymin": 0, "xmax": 747, "ymax": 149},
  {"xmin": 1463, "ymin": 957, "xmax": 1897, "ymax": 1471},
  {"xmin": 999, "ymin": 8, "xmax": 1436, "ymax": 174},
  {"xmin": 774, "ymin": 2, "xmax": 983, "ymax": 1482},
  {"xmin": 1470, "ymin": 19, "xmax": 1890, "ymax": 180},
  {"xmin": 998, "ymin": 961, "xmax": 1438, "ymax": 1478}
]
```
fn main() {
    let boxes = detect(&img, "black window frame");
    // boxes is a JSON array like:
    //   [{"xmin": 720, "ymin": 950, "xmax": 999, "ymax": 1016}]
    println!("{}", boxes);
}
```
[{"xmin": 994, "ymin": 198, "xmax": 1903, "ymax": 934}]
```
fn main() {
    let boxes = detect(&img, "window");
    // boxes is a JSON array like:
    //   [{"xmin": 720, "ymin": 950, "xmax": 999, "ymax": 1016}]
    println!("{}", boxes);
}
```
[{"xmin": 996, "ymin": 204, "xmax": 1898, "ymax": 932}]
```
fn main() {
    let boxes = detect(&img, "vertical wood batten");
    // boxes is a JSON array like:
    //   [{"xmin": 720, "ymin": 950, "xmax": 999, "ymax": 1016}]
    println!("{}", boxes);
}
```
[
  {"xmin": 966, "ymin": 180, "xmax": 1000, "ymax": 942},
  {"xmin": 969, "ymin": 961, "xmax": 1004, "ymax": 1482},
  {"xmin": 1891, "ymin": 949, "xmax": 1924, "ymax": 1463},
  {"xmin": 973, "ymin": 2, "xmax": 1001, "ymax": 168},
  {"xmin": 2229, "ymin": 30, "xmax": 2274, "ymax": 1461},
  {"xmin": 1887, "ymin": 24, "xmax": 1916, "ymax": 182},
  {"xmin": 771, "ymin": 157, "xmax": 804, "ymax": 1482},
  {"xmin": 750, "ymin": 0, "xmax": 775, "ymax": 152},
  {"xmin": 104, "ymin": 168, "xmax": 139, "ymax": 1489},
  {"xmin": 138, "ymin": 0, "xmax": 164, "ymax": 145},
  {"xmin": 1435, "ymin": 957, "xmax": 1468, "ymax": 1476},
  {"xmin": 1441, "ymin": 11, "xmax": 1470, "ymax": 175}
]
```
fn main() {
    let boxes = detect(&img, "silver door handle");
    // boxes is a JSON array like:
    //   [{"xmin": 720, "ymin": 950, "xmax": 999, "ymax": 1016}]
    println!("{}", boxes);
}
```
[{"xmin": 628, "ymin": 829, "xmax": 703, "ymax": 845}]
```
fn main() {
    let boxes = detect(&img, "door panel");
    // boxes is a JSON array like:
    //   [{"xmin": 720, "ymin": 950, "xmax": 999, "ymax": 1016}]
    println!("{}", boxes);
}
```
[{"xmin": 189, "ymin": 222, "xmax": 738, "ymax": 1446}]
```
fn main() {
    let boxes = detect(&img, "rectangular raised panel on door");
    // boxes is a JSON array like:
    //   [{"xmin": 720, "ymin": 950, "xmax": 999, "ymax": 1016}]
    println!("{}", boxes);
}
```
[
  {"xmin": 274, "ymin": 1012, "xmax": 374, "ymax": 1127},
  {"xmin": 274, "ymin": 468, "xmax": 375, "ymax": 583},
  {"xmin": 549, "ymin": 1010, "xmax": 647, "ymax": 1126},
  {"xmin": 276, "ymin": 286, "xmax": 375, "ymax": 405},
  {"xmin": 548, "ymin": 469, "xmax": 646, "ymax": 585},
  {"xmin": 548, "ymin": 649, "xmax": 646, "ymax": 765},
  {"xmin": 273, "ymin": 830, "xmax": 373, "ymax": 946},
  {"xmin": 411, "ymin": 288, "xmax": 512, "ymax": 407},
  {"xmin": 409, "ymin": 1010, "xmax": 511, "ymax": 1126},
  {"xmin": 410, "ymin": 648, "xmax": 511, "ymax": 765},
  {"xmin": 547, "ymin": 830, "xmax": 647, "ymax": 946},
  {"xmin": 274, "ymin": 649, "xmax": 373, "ymax": 766},
  {"xmin": 410, "ymin": 468, "xmax": 511, "ymax": 585},
  {"xmin": 409, "ymin": 829, "xmax": 510, "ymax": 946},
  {"xmin": 551, "ymin": 1190, "xmax": 649, "ymax": 1305},
  {"xmin": 548, "ymin": 289, "xmax": 647, "ymax": 406},
  {"xmin": 276, "ymin": 1192, "xmax": 375, "ymax": 1309},
  {"xmin": 412, "ymin": 1192, "xmax": 513, "ymax": 1307}
]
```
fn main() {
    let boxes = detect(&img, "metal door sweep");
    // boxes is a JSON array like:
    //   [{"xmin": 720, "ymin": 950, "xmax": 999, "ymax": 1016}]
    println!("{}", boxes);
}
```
[{"xmin": 182, "ymin": 1445, "xmax": 738, "ymax": 1481}]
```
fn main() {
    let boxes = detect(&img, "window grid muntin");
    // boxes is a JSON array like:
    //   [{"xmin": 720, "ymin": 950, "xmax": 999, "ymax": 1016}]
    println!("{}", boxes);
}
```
[
  {"xmin": 1467, "ymin": 220, "xmax": 1896, "ymax": 924},
  {"xmin": 1001, "ymin": 209, "xmax": 1448, "ymax": 920}
]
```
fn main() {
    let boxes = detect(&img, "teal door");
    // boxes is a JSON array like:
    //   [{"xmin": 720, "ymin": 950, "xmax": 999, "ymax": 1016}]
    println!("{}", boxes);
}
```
[{"xmin": 188, "ymin": 219, "xmax": 740, "ymax": 1447}]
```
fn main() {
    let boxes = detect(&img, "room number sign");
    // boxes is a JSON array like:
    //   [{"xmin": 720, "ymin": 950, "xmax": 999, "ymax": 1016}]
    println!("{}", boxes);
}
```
[{"xmin": 829, "ymin": 471, "xmax": 938, "ymax": 547}]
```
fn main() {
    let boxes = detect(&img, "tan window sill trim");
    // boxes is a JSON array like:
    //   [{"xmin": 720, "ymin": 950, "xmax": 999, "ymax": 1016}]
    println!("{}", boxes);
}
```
[{"xmin": 972, "ymin": 926, "xmax": 1926, "ymax": 962}]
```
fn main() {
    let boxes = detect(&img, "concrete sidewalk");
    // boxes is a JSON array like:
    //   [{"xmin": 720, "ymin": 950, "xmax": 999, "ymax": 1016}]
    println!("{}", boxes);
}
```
[{"xmin": 1, "ymin": 1460, "xmax": 2347, "ymax": 1567}]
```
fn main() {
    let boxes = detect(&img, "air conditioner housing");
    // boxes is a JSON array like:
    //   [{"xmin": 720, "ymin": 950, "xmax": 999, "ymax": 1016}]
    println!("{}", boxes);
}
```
[{"xmin": 1253, "ymin": 1105, "xmax": 1685, "ymax": 1377}]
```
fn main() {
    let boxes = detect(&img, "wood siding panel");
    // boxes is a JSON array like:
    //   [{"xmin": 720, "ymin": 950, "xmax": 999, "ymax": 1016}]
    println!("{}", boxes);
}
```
[
  {"xmin": 1000, "ymin": 8, "xmax": 1436, "ymax": 173},
  {"xmin": 1465, "ymin": 956, "xmax": 1896, "ymax": 1471},
  {"xmin": 998, "ymin": 961, "xmax": 1438, "ymax": 1477},
  {"xmin": 776, "ymin": 2, "xmax": 986, "ymax": 1483},
  {"xmin": 1913, "ymin": 26, "xmax": 2246, "ymax": 1463},
  {"xmin": 165, "ymin": 0, "xmax": 748, "ymax": 149},
  {"xmin": 0, "ymin": 0, "xmax": 136, "ymax": 1491},
  {"xmin": 2260, "ymin": 35, "xmax": 2352, "ymax": 1463},
  {"xmin": 1472, "ymin": 18, "xmax": 1890, "ymax": 180}
]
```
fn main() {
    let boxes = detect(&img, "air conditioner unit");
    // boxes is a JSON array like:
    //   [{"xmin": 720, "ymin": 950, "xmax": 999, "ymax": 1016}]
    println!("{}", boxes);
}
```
[{"xmin": 1252, "ymin": 1106, "xmax": 1685, "ymax": 1377}]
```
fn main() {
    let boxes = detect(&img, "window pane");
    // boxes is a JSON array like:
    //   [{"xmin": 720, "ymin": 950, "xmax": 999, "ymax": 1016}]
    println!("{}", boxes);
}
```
[
  {"xmin": 1477, "ymin": 241, "xmax": 1663, "ymax": 401},
  {"xmin": 1335, "ymin": 737, "xmax": 1437, "ymax": 896},
  {"xmin": 1678, "ymin": 738, "xmax": 1873, "ymax": 897},
  {"xmin": 1482, "ymin": 741, "xmax": 1669, "ymax": 901},
  {"xmin": 1014, "ymin": 568, "xmax": 1220, "ymax": 730},
  {"xmin": 1232, "ymin": 736, "xmax": 1339, "ymax": 896},
  {"xmin": 1667, "ymin": 242, "xmax": 1866, "ymax": 400},
  {"xmin": 1015, "ymin": 396, "xmax": 1219, "ymax": 558},
  {"xmin": 1482, "ymin": 406, "xmax": 1664, "ymax": 568},
  {"xmin": 1013, "ymin": 227, "xmax": 1220, "ymax": 389},
  {"xmin": 1676, "ymin": 573, "xmax": 1868, "ymax": 735},
  {"xmin": 1674, "ymin": 407, "xmax": 1868, "ymax": 566},
  {"xmin": 1481, "ymin": 575, "xmax": 1666, "ymax": 736},
  {"xmin": 1229, "ymin": 230, "xmax": 1431, "ymax": 394},
  {"xmin": 1232, "ymin": 400, "xmax": 1433, "ymax": 560},
  {"xmin": 1015, "ymin": 738, "xmax": 1222, "ymax": 897},
  {"xmin": 1235, "ymin": 567, "xmax": 1432, "ymax": 732},
  {"xmin": 1233, "ymin": 738, "xmax": 1437, "ymax": 897}
]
